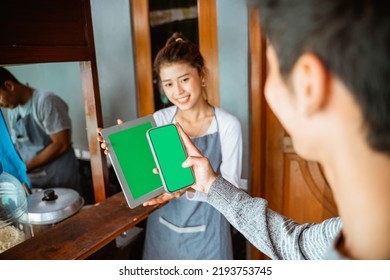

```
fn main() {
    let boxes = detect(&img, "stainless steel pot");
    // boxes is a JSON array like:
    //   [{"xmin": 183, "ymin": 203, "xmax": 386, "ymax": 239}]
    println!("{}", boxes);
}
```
[{"xmin": 27, "ymin": 188, "xmax": 84, "ymax": 236}]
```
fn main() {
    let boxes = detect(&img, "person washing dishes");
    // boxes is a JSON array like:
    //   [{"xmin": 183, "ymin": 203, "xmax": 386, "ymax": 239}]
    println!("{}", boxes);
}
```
[{"xmin": 0, "ymin": 66, "xmax": 80, "ymax": 193}]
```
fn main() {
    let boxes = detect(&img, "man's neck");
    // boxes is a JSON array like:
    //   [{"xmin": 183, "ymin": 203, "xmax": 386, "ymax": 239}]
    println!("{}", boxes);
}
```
[
  {"xmin": 18, "ymin": 86, "xmax": 33, "ymax": 106},
  {"xmin": 324, "ymin": 141, "xmax": 390, "ymax": 259}
]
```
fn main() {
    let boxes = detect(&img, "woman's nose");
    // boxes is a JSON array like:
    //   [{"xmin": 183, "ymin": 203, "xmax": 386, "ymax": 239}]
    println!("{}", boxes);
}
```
[{"xmin": 175, "ymin": 83, "xmax": 184, "ymax": 94}]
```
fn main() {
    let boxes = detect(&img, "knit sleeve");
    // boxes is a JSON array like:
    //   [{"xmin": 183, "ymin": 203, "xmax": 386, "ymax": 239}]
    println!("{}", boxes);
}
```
[{"xmin": 207, "ymin": 176, "xmax": 342, "ymax": 259}]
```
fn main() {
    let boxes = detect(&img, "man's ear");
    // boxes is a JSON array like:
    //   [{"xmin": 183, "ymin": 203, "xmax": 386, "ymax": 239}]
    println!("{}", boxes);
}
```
[
  {"xmin": 291, "ymin": 53, "xmax": 330, "ymax": 116},
  {"xmin": 4, "ymin": 80, "xmax": 16, "ymax": 92}
]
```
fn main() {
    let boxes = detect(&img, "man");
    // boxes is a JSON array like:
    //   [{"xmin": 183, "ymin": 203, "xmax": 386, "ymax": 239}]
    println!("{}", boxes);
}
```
[
  {"xmin": 148, "ymin": 0, "xmax": 390, "ymax": 259},
  {"xmin": 0, "ymin": 67, "xmax": 80, "ymax": 193}
]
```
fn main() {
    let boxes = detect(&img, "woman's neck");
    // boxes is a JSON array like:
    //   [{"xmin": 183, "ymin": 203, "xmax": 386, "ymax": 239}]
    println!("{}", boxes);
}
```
[
  {"xmin": 175, "ymin": 100, "xmax": 214, "ymax": 137},
  {"xmin": 176, "ymin": 100, "xmax": 211, "ymax": 122}
]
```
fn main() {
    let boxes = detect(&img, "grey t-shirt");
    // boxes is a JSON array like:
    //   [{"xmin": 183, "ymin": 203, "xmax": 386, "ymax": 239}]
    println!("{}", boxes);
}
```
[
  {"xmin": 8, "ymin": 89, "xmax": 71, "ymax": 141},
  {"xmin": 206, "ymin": 176, "xmax": 344, "ymax": 260}
]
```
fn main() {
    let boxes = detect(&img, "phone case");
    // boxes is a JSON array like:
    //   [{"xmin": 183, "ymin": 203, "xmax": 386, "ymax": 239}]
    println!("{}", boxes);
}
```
[{"xmin": 147, "ymin": 124, "xmax": 195, "ymax": 193}]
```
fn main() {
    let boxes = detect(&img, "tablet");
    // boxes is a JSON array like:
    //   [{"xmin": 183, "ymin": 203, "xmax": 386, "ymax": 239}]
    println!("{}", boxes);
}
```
[{"xmin": 100, "ymin": 115, "xmax": 164, "ymax": 208}]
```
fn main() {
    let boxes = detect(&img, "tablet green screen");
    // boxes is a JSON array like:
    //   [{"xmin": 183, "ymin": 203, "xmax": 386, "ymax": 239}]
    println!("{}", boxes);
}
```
[{"xmin": 108, "ymin": 122, "xmax": 162, "ymax": 199}]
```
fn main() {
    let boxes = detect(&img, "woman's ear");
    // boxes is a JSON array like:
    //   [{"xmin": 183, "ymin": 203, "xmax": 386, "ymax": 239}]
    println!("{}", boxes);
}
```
[
  {"xmin": 200, "ymin": 67, "xmax": 207, "ymax": 81},
  {"xmin": 291, "ymin": 53, "xmax": 330, "ymax": 117}
]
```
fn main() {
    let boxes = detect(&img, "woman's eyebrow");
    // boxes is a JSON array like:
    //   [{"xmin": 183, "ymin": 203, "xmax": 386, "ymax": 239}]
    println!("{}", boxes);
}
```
[
  {"xmin": 161, "ymin": 73, "xmax": 190, "ymax": 83},
  {"xmin": 178, "ymin": 73, "xmax": 190, "ymax": 79}
]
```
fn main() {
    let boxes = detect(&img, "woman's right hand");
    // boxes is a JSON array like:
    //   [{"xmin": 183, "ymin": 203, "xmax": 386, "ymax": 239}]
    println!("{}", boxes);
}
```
[
  {"xmin": 143, "ymin": 188, "xmax": 187, "ymax": 207},
  {"xmin": 96, "ymin": 119, "xmax": 123, "ymax": 155}
]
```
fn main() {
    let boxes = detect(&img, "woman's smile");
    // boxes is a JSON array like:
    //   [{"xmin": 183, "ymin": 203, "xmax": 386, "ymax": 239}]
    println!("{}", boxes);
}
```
[{"xmin": 176, "ymin": 95, "xmax": 190, "ymax": 104}]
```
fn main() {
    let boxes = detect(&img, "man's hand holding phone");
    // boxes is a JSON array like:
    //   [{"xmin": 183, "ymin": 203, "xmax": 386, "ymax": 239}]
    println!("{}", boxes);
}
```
[
  {"xmin": 143, "ymin": 123, "xmax": 218, "ymax": 206},
  {"xmin": 177, "ymin": 123, "xmax": 218, "ymax": 194}
]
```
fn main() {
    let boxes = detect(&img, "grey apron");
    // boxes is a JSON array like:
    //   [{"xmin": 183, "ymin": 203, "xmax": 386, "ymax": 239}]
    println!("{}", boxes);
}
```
[
  {"xmin": 12, "ymin": 112, "xmax": 80, "ymax": 192},
  {"xmin": 143, "ymin": 107, "xmax": 233, "ymax": 259}
]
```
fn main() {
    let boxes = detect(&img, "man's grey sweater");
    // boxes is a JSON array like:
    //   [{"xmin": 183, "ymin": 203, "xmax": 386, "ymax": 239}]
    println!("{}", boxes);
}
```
[{"xmin": 207, "ymin": 176, "xmax": 343, "ymax": 260}]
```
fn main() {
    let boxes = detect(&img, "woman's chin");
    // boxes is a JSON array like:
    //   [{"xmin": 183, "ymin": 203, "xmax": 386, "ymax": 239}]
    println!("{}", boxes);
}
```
[{"xmin": 175, "ymin": 101, "xmax": 192, "ymax": 110}]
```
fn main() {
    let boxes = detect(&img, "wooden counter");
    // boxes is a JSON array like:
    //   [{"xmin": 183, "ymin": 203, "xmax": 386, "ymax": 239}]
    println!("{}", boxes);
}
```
[{"xmin": 0, "ymin": 192, "xmax": 160, "ymax": 260}]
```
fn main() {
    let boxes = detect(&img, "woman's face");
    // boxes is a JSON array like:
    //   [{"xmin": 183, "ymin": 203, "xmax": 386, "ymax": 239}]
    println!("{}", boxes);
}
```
[{"xmin": 159, "ymin": 62, "xmax": 204, "ymax": 111}]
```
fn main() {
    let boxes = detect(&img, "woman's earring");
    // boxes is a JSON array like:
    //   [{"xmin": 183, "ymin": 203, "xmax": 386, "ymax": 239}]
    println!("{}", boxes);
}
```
[{"xmin": 201, "ymin": 80, "xmax": 206, "ymax": 87}]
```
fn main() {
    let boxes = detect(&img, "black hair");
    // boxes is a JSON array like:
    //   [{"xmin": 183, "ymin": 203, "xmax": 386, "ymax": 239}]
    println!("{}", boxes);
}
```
[
  {"xmin": 153, "ymin": 32, "xmax": 205, "ymax": 80},
  {"xmin": 0, "ymin": 67, "xmax": 21, "ymax": 90},
  {"xmin": 248, "ymin": 0, "xmax": 390, "ymax": 154}
]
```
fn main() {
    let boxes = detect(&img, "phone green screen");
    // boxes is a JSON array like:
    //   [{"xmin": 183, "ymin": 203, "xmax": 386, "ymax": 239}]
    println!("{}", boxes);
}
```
[{"xmin": 147, "ymin": 124, "xmax": 195, "ymax": 193}]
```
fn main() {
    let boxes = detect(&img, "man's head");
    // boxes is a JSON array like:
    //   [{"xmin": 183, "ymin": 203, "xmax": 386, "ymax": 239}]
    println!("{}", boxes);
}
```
[
  {"xmin": 0, "ymin": 67, "xmax": 20, "ymax": 88},
  {"xmin": 248, "ymin": 0, "xmax": 390, "ymax": 156},
  {"xmin": 0, "ymin": 67, "xmax": 26, "ymax": 109}
]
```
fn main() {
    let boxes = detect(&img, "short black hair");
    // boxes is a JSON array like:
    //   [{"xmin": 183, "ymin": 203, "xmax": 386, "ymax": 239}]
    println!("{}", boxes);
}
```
[
  {"xmin": 0, "ymin": 67, "xmax": 20, "ymax": 90},
  {"xmin": 248, "ymin": 0, "xmax": 390, "ymax": 154}
]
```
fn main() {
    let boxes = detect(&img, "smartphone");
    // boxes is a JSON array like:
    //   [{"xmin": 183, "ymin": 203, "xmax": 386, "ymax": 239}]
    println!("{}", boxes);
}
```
[{"xmin": 147, "ymin": 124, "xmax": 195, "ymax": 193}]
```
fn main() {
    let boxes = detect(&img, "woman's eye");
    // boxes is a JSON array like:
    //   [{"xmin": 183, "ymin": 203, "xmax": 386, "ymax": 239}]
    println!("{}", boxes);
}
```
[
  {"xmin": 163, "ymin": 83, "xmax": 172, "ymax": 88},
  {"xmin": 181, "ymin": 77, "xmax": 189, "ymax": 83}
]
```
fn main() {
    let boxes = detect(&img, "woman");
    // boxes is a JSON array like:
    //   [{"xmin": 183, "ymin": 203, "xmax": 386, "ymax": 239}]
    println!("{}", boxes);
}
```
[{"xmin": 99, "ymin": 32, "xmax": 242, "ymax": 259}]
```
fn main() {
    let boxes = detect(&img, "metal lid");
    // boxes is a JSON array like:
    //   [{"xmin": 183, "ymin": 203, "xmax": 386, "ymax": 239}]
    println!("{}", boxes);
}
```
[{"xmin": 27, "ymin": 188, "xmax": 84, "ymax": 225}]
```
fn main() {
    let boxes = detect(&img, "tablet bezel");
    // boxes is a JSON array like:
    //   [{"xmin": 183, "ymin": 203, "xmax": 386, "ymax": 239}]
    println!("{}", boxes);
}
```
[{"xmin": 100, "ymin": 115, "xmax": 164, "ymax": 208}]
